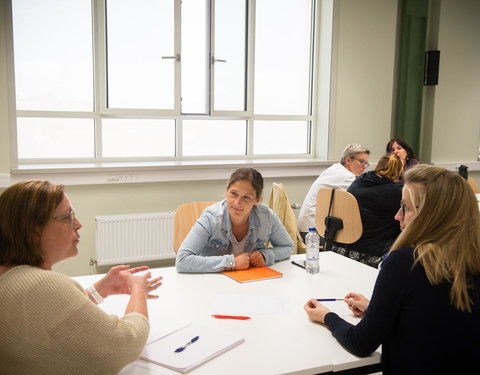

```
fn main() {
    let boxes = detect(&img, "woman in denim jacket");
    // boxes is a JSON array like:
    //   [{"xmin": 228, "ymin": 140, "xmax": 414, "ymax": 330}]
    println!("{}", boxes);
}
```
[{"xmin": 176, "ymin": 168, "xmax": 294, "ymax": 273}]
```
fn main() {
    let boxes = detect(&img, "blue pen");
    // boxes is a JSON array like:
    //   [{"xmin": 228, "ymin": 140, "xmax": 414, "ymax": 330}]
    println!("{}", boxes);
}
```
[
  {"xmin": 316, "ymin": 298, "xmax": 343, "ymax": 301},
  {"xmin": 174, "ymin": 336, "xmax": 200, "ymax": 353}
]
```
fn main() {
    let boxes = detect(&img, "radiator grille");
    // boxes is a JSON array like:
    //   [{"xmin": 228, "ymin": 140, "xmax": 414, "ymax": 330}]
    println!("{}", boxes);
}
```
[{"xmin": 95, "ymin": 212, "xmax": 175, "ymax": 266}]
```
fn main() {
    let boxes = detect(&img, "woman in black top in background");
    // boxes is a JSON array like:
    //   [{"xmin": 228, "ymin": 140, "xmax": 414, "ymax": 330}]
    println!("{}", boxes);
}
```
[{"xmin": 333, "ymin": 153, "xmax": 403, "ymax": 267}]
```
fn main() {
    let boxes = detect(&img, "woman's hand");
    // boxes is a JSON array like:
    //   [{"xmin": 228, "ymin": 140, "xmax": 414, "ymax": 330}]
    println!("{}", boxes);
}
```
[
  {"xmin": 250, "ymin": 251, "xmax": 265, "ymax": 267},
  {"xmin": 95, "ymin": 265, "xmax": 162, "ymax": 299},
  {"xmin": 234, "ymin": 252, "xmax": 251, "ymax": 270},
  {"xmin": 120, "ymin": 270, "xmax": 161, "ymax": 318},
  {"xmin": 120, "ymin": 269, "xmax": 150, "ymax": 295},
  {"xmin": 304, "ymin": 298, "xmax": 330, "ymax": 324},
  {"xmin": 344, "ymin": 292, "xmax": 369, "ymax": 317}
]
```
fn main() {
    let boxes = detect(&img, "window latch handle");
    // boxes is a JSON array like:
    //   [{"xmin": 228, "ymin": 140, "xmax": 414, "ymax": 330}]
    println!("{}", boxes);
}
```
[
  {"xmin": 162, "ymin": 54, "xmax": 181, "ymax": 62},
  {"xmin": 211, "ymin": 56, "xmax": 227, "ymax": 64}
]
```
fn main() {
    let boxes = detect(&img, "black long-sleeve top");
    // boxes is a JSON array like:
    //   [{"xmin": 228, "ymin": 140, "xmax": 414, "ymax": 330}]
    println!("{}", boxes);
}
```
[
  {"xmin": 324, "ymin": 247, "xmax": 480, "ymax": 374},
  {"xmin": 345, "ymin": 171, "xmax": 402, "ymax": 256}
]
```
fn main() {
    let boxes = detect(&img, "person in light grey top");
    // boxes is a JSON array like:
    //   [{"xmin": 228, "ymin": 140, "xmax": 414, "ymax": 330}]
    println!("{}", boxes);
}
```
[{"xmin": 176, "ymin": 168, "xmax": 294, "ymax": 273}]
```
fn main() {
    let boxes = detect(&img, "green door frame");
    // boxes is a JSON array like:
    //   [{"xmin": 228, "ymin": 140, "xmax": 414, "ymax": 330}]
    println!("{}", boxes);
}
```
[{"xmin": 394, "ymin": 0, "xmax": 428, "ymax": 158}]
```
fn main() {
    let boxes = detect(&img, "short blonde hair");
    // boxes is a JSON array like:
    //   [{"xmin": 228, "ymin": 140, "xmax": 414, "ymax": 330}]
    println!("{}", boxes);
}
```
[
  {"xmin": 391, "ymin": 166, "xmax": 480, "ymax": 312},
  {"xmin": 340, "ymin": 144, "xmax": 370, "ymax": 165}
]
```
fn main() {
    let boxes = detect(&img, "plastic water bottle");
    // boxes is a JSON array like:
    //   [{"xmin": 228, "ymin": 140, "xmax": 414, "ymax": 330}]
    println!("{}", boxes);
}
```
[{"xmin": 305, "ymin": 227, "xmax": 320, "ymax": 274}]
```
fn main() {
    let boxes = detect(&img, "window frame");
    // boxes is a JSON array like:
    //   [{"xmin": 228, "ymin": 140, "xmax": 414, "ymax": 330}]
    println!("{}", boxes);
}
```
[{"xmin": 6, "ymin": 0, "xmax": 325, "ymax": 173}]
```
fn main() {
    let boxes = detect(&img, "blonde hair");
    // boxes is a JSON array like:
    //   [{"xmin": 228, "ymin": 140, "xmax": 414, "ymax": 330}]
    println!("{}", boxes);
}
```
[
  {"xmin": 375, "ymin": 153, "xmax": 403, "ymax": 182},
  {"xmin": 391, "ymin": 166, "xmax": 480, "ymax": 312}
]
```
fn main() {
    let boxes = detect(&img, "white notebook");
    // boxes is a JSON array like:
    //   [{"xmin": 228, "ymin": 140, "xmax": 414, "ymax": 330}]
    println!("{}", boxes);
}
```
[{"xmin": 140, "ymin": 323, "xmax": 245, "ymax": 373}]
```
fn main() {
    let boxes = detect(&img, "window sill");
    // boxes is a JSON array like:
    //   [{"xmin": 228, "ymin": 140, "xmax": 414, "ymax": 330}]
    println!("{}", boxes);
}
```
[
  {"xmin": 431, "ymin": 161, "xmax": 480, "ymax": 171},
  {"xmin": 1, "ymin": 158, "xmax": 333, "ymax": 187}
]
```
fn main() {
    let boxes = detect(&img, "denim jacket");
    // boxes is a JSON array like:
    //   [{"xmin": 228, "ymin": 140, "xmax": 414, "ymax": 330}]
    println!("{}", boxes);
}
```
[{"xmin": 175, "ymin": 200, "xmax": 294, "ymax": 273}]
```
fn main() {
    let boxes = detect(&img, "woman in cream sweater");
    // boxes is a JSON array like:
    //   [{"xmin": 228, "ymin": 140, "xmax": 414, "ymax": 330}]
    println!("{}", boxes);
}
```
[{"xmin": 0, "ymin": 180, "xmax": 163, "ymax": 374}]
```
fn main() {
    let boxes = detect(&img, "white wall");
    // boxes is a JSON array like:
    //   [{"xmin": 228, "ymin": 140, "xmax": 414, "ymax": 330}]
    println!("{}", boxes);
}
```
[
  {"xmin": 331, "ymin": 0, "xmax": 398, "ymax": 161},
  {"xmin": 430, "ymin": 0, "xmax": 480, "ymax": 162}
]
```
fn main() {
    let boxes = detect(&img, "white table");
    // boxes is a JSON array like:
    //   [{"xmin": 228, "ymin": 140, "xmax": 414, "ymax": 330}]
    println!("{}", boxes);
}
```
[{"xmin": 73, "ymin": 251, "xmax": 381, "ymax": 375}]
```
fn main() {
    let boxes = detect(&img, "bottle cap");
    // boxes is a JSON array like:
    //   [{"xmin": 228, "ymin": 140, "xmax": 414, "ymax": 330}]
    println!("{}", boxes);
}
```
[{"xmin": 308, "ymin": 227, "xmax": 316, "ymax": 231}]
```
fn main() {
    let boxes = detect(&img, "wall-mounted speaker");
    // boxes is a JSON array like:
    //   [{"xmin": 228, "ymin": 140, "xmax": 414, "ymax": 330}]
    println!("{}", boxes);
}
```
[{"xmin": 424, "ymin": 50, "xmax": 440, "ymax": 86}]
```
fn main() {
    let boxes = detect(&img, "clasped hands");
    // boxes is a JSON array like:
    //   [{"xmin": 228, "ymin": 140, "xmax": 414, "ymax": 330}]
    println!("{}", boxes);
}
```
[
  {"xmin": 92, "ymin": 265, "xmax": 163, "ymax": 300},
  {"xmin": 234, "ymin": 251, "xmax": 265, "ymax": 270}
]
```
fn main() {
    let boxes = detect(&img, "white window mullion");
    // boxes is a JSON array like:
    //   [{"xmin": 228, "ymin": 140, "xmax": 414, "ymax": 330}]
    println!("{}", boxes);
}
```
[
  {"xmin": 5, "ymin": 0, "xmax": 19, "ymax": 168},
  {"xmin": 209, "ymin": 0, "xmax": 216, "ymax": 115},
  {"xmin": 246, "ymin": 0, "xmax": 255, "ymax": 157},
  {"xmin": 93, "ymin": 0, "xmax": 106, "ymax": 160},
  {"xmin": 174, "ymin": 0, "xmax": 182, "ymax": 115},
  {"xmin": 176, "ymin": 117, "xmax": 182, "ymax": 157}
]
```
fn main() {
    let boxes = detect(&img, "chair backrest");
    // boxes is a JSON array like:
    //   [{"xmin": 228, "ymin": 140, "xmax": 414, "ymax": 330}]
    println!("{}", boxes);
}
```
[
  {"xmin": 315, "ymin": 188, "xmax": 362, "ymax": 246},
  {"xmin": 468, "ymin": 176, "xmax": 480, "ymax": 194},
  {"xmin": 268, "ymin": 182, "xmax": 306, "ymax": 254},
  {"xmin": 173, "ymin": 201, "xmax": 216, "ymax": 253}
]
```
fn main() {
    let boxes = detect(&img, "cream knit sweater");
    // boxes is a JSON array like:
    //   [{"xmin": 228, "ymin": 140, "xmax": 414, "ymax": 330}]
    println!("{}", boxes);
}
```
[{"xmin": 0, "ymin": 265, "xmax": 149, "ymax": 374}]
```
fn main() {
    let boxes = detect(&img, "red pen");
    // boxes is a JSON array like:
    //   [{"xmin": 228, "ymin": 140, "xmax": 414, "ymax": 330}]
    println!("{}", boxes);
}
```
[{"xmin": 211, "ymin": 314, "xmax": 251, "ymax": 320}]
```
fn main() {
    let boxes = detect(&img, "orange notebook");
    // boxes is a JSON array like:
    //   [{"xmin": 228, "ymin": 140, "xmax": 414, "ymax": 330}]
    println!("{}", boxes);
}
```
[{"xmin": 222, "ymin": 266, "xmax": 283, "ymax": 283}]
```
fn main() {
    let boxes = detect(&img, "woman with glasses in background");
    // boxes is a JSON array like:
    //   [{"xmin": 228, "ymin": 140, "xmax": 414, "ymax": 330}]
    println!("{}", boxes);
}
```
[
  {"xmin": 0, "ymin": 180, "xmax": 163, "ymax": 374},
  {"xmin": 176, "ymin": 168, "xmax": 294, "ymax": 273},
  {"xmin": 297, "ymin": 143, "xmax": 370, "ymax": 242},
  {"xmin": 333, "ymin": 153, "xmax": 403, "ymax": 267},
  {"xmin": 305, "ymin": 166, "xmax": 480, "ymax": 374}
]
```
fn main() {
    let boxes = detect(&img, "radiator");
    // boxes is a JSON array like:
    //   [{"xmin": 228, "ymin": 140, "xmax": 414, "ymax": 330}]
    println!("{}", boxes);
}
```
[{"xmin": 95, "ymin": 212, "xmax": 176, "ymax": 266}]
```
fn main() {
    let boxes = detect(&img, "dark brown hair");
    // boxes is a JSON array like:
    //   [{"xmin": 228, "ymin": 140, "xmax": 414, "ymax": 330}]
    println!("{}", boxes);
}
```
[
  {"xmin": 0, "ymin": 180, "xmax": 65, "ymax": 266},
  {"xmin": 386, "ymin": 138, "xmax": 418, "ymax": 162},
  {"xmin": 226, "ymin": 168, "xmax": 264, "ymax": 199}
]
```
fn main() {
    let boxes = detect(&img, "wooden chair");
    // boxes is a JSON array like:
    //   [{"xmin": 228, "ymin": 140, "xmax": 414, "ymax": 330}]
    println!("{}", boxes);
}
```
[
  {"xmin": 468, "ymin": 176, "xmax": 480, "ymax": 194},
  {"xmin": 315, "ymin": 188, "xmax": 362, "ymax": 251},
  {"xmin": 173, "ymin": 201, "xmax": 215, "ymax": 253},
  {"xmin": 268, "ymin": 183, "xmax": 306, "ymax": 254}
]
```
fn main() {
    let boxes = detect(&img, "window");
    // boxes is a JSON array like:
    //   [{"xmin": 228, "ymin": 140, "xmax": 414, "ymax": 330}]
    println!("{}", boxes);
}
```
[
  {"xmin": 102, "ymin": 119, "xmax": 175, "ymax": 158},
  {"xmin": 254, "ymin": 0, "xmax": 312, "ymax": 115},
  {"xmin": 105, "ymin": 0, "xmax": 176, "ymax": 110},
  {"xmin": 12, "ymin": 0, "xmax": 93, "ymax": 112},
  {"xmin": 9, "ymin": 0, "xmax": 321, "ymax": 166},
  {"xmin": 212, "ymin": 0, "xmax": 247, "ymax": 112}
]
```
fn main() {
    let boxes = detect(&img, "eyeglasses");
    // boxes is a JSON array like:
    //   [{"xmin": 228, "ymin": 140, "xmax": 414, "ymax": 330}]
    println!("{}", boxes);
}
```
[
  {"xmin": 53, "ymin": 210, "xmax": 76, "ymax": 227},
  {"xmin": 400, "ymin": 201, "xmax": 418, "ymax": 217},
  {"xmin": 352, "ymin": 157, "xmax": 369, "ymax": 167},
  {"xmin": 400, "ymin": 201, "xmax": 407, "ymax": 217}
]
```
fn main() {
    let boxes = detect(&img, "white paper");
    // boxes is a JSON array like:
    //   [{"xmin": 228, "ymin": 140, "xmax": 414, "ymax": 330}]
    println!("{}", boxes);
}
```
[
  {"xmin": 147, "ymin": 321, "xmax": 191, "ymax": 344},
  {"xmin": 141, "ymin": 324, "xmax": 244, "ymax": 373},
  {"xmin": 119, "ymin": 360, "xmax": 170, "ymax": 375},
  {"xmin": 212, "ymin": 294, "xmax": 290, "ymax": 315}
]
